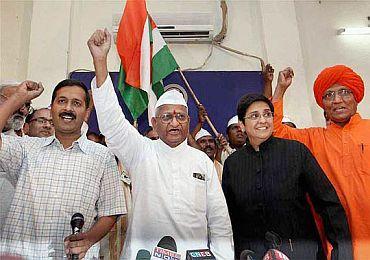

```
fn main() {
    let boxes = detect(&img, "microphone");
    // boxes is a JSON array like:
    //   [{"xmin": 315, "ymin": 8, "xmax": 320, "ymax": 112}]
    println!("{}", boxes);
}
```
[
  {"xmin": 135, "ymin": 249, "xmax": 151, "ymax": 260},
  {"xmin": 262, "ymin": 249, "xmax": 290, "ymax": 260},
  {"xmin": 186, "ymin": 249, "xmax": 216, "ymax": 260},
  {"xmin": 240, "ymin": 249, "xmax": 256, "ymax": 260},
  {"xmin": 70, "ymin": 213, "xmax": 84, "ymax": 260},
  {"xmin": 152, "ymin": 236, "xmax": 181, "ymax": 260}
]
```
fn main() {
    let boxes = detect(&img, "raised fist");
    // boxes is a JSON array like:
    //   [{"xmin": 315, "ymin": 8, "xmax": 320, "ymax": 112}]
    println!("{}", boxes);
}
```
[
  {"xmin": 16, "ymin": 81, "xmax": 44, "ymax": 101},
  {"xmin": 197, "ymin": 104, "xmax": 207, "ymax": 123},
  {"xmin": 87, "ymin": 28, "xmax": 111, "ymax": 60},
  {"xmin": 263, "ymin": 64, "xmax": 274, "ymax": 83},
  {"xmin": 277, "ymin": 67, "xmax": 294, "ymax": 90}
]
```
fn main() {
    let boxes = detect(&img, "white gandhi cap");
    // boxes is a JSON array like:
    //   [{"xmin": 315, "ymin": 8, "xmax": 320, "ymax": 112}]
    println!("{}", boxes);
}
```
[
  {"xmin": 155, "ymin": 89, "xmax": 188, "ymax": 110},
  {"xmin": 195, "ymin": 128, "xmax": 212, "ymax": 141},
  {"xmin": 227, "ymin": 115, "xmax": 239, "ymax": 127}
]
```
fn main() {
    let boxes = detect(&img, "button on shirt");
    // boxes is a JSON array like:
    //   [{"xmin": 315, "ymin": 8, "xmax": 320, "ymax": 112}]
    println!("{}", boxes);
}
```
[
  {"xmin": 0, "ymin": 134, "xmax": 126, "ymax": 259},
  {"xmin": 91, "ymin": 76, "xmax": 234, "ymax": 260},
  {"xmin": 222, "ymin": 137, "xmax": 352, "ymax": 259}
]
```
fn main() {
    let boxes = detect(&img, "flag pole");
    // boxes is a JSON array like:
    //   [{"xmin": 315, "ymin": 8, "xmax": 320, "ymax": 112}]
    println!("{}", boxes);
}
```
[
  {"xmin": 178, "ymin": 68, "xmax": 234, "ymax": 155},
  {"xmin": 177, "ymin": 68, "xmax": 219, "ymax": 136}
]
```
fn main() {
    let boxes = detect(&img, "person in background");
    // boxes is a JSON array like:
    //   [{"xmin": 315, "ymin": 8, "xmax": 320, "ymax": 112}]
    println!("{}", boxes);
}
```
[
  {"xmin": 194, "ymin": 128, "xmax": 223, "ymax": 182},
  {"xmin": 0, "ymin": 83, "xmax": 33, "ymax": 137},
  {"xmin": 23, "ymin": 108, "xmax": 54, "ymax": 137},
  {"xmin": 144, "ymin": 126, "xmax": 159, "ymax": 140},
  {"xmin": 223, "ymin": 93, "xmax": 352, "ymax": 259},
  {"xmin": 220, "ymin": 115, "xmax": 247, "ymax": 164},
  {"xmin": 0, "ymin": 82, "xmax": 34, "ymax": 234}
]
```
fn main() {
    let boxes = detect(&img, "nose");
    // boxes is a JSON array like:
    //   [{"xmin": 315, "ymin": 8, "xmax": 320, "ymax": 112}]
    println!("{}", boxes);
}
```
[
  {"xmin": 332, "ymin": 92, "xmax": 343, "ymax": 103},
  {"xmin": 169, "ymin": 115, "xmax": 180, "ymax": 126},
  {"xmin": 43, "ymin": 122, "xmax": 53, "ymax": 129}
]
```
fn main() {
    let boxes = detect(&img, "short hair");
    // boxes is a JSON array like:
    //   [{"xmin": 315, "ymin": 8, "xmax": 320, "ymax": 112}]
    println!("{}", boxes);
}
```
[
  {"xmin": 25, "ymin": 107, "xmax": 49, "ymax": 123},
  {"xmin": 237, "ymin": 93, "xmax": 274, "ymax": 122},
  {"xmin": 51, "ymin": 79, "xmax": 90, "ymax": 107}
]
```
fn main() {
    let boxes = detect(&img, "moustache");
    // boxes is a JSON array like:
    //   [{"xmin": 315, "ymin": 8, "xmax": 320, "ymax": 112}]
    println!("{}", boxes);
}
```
[{"xmin": 59, "ymin": 111, "xmax": 76, "ymax": 119}]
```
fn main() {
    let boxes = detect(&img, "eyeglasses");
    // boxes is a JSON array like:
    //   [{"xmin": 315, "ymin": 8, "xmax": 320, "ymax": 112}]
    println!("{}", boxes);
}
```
[
  {"xmin": 244, "ymin": 111, "xmax": 273, "ymax": 121},
  {"xmin": 0, "ymin": 93, "xmax": 33, "ymax": 114},
  {"xmin": 29, "ymin": 117, "xmax": 54, "ymax": 126},
  {"xmin": 322, "ymin": 89, "xmax": 352, "ymax": 102},
  {"xmin": 156, "ymin": 112, "xmax": 189, "ymax": 124}
]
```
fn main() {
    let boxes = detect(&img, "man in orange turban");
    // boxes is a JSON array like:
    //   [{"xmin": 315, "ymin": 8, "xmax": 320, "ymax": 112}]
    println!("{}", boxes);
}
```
[{"xmin": 271, "ymin": 65, "xmax": 370, "ymax": 260}]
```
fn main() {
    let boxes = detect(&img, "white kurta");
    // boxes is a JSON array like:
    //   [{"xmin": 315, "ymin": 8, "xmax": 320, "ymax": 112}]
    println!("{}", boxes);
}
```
[{"xmin": 91, "ymin": 76, "xmax": 234, "ymax": 260}]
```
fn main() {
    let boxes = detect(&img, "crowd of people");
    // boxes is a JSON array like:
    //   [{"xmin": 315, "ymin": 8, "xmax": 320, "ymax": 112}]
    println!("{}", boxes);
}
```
[{"xmin": 0, "ymin": 28, "xmax": 369, "ymax": 260}]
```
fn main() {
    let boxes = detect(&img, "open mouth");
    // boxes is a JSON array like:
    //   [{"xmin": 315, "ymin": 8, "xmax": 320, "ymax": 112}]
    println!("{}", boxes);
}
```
[
  {"xmin": 168, "ymin": 128, "xmax": 180, "ymax": 134},
  {"xmin": 59, "ymin": 112, "xmax": 76, "ymax": 122},
  {"xmin": 256, "ymin": 126, "xmax": 268, "ymax": 130},
  {"xmin": 333, "ymin": 106, "xmax": 346, "ymax": 113}
]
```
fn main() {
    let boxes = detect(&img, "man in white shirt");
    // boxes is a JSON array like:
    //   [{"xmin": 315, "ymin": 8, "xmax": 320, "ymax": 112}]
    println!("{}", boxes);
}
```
[{"xmin": 88, "ymin": 29, "xmax": 234, "ymax": 259}]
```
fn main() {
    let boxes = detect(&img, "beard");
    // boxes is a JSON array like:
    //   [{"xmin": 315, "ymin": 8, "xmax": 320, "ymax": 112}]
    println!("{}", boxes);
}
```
[{"xmin": 6, "ymin": 114, "xmax": 25, "ymax": 131}]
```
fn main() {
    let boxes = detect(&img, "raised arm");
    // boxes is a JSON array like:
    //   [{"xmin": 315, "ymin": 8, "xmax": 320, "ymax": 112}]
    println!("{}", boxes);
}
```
[
  {"xmin": 0, "ymin": 81, "xmax": 43, "ymax": 148},
  {"xmin": 272, "ymin": 67, "xmax": 313, "ymax": 147},
  {"xmin": 87, "ymin": 29, "xmax": 147, "ymax": 171},
  {"xmin": 262, "ymin": 63, "xmax": 274, "ymax": 98}
]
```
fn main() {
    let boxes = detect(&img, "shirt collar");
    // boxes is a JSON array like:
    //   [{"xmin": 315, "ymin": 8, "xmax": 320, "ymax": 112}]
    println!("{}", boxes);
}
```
[
  {"xmin": 157, "ymin": 138, "xmax": 188, "ymax": 153},
  {"xmin": 245, "ymin": 135, "xmax": 274, "ymax": 153},
  {"xmin": 41, "ymin": 134, "xmax": 89, "ymax": 154},
  {"xmin": 327, "ymin": 113, "xmax": 362, "ymax": 131}
]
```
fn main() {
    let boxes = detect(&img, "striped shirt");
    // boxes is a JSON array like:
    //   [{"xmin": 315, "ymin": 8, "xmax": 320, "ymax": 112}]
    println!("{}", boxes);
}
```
[{"xmin": 0, "ymin": 134, "xmax": 126, "ymax": 259}]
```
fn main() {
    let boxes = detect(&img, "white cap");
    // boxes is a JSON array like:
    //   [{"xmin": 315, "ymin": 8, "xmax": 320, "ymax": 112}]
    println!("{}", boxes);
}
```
[
  {"xmin": 155, "ymin": 89, "xmax": 188, "ymax": 110},
  {"xmin": 164, "ymin": 84, "xmax": 188, "ymax": 102},
  {"xmin": 195, "ymin": 128, "xmax": 212, "ymax": 141},
  {"xmin": 227, "ymin": 115, "xmax": 239, "ymax": 128}
]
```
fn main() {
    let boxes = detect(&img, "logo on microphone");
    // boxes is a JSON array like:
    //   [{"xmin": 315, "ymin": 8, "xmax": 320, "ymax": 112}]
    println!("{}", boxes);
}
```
[{"xmin": 153, "ymin": 247, "xmax": 181, "ymax": 260}]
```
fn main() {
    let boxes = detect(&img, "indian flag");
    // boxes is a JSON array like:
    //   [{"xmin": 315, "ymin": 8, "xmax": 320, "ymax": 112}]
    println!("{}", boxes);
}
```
[{"xmin": 116, "ymin": 0, "xmax": 178, "ymax": 121}]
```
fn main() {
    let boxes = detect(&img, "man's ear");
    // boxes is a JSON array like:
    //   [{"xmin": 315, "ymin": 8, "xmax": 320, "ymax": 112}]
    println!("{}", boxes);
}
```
[
  {"xmin": 23, "ymin": 123, "xmax": 29, "ymax": 135},
  {"xmin": 151, "ymin": 117, "xmax": 157, "ymax": 130},
  {"xmin": 84, "ymin": 107, "xmax": 92, "ymax": 123}
]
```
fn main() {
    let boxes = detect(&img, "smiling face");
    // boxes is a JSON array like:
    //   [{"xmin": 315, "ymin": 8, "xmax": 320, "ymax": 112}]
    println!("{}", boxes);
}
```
[
  {"xmin": 151, "ymin": 104, "xmax": 189, "ymax": 148},
  {"xmin": 322, "ymin": 84, "xmax": 357, "ymax": 127},
  {"xmin": 51, "ymin": 86, "xmax": 89, "ymax": 137},
  {"xmin": 243, "ymin": 101, "xmax": 273, "ymax": 149}
]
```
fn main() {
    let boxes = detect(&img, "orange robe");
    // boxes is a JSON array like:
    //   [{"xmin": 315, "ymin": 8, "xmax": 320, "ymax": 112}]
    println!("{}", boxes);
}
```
[{"xmin": 273, "ymin": 98, "xmax": 370, "ymax": 260}]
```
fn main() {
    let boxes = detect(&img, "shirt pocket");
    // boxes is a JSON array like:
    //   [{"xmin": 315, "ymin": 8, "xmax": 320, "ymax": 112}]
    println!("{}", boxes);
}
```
[
  {"xmin": 360, "ymin": 142, "xmax": 370, "ymax": 175},
  {"xmin": 192, "ymin": 178, "xmax": 207, "ymax": 213}
]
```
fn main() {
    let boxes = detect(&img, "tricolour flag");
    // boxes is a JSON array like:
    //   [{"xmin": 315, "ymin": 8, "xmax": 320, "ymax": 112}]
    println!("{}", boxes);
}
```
[{"xmin": 116, "ymin": 0, "xmax": 178, "ymax": 120}]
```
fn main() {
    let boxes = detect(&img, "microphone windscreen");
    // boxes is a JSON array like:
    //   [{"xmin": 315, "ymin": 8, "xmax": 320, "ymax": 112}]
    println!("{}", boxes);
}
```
[
  {"xmin": 136, "ymin": 249, "xmax": 151, "ymax": 260},
  {"xmin": 157, "ymin": 236, "xmax": 177, "ymax": 252},
  {"xmin": 70, "ymin": 213, "xmax": 84, "ymax": 230}
]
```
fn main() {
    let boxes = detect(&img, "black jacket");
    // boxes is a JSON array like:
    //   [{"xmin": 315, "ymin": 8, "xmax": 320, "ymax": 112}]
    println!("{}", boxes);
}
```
[{"xmin": 222, "ymin": 137, "xmax": 352, "ymax": 260}]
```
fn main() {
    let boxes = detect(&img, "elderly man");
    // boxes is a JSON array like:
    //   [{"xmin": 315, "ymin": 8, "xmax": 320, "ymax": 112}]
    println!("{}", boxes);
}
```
[
  {"xmin": 0, "ymin": 83, "xmax": 33, "ymax": 234},
  {"xmin": 23, "ymin": 108, "xmax": 54, "ymax": 137},
  {"xmin": 272, "ymin": 65, "xmax": 370, "ymax": 259},
  {"xmin": 0, "ymin": 80, "xmax": 126, "ymax": 259},
  {"xmin": 88, "ymin": 29, "xmax": 233, "ymax": 259},
  {"xmin": 0, "ymin": 83, "xmax": 32, "ymax": 137}
]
